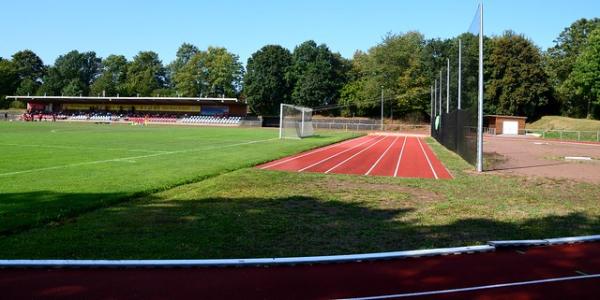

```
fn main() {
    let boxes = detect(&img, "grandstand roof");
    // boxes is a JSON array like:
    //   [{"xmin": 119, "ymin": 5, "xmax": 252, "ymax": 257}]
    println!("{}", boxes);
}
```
[{"xmin": 6, "ymin": 95, "xmax": 243, "ymax": 106}]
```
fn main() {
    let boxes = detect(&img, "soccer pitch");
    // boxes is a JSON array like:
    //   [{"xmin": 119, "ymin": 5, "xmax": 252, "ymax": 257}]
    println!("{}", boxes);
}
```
[{"xmin": 0, "ymin": 122, "xmax": 357, "ymax": 234}]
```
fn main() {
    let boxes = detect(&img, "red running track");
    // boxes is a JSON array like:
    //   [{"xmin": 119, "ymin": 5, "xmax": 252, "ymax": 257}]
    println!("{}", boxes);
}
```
[
  {"xmin": 259, "ymin": 135, "xmax": 452, "ymax": 179},
  {"xmin": 1, "ymin": 243, "xmax": 598, "ymax": 299}
]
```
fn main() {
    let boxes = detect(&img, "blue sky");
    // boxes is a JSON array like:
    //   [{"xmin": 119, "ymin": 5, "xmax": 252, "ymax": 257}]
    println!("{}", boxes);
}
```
[{"xmin": 1, "ymin": 0, "xmax": 598, "ymax": 66}]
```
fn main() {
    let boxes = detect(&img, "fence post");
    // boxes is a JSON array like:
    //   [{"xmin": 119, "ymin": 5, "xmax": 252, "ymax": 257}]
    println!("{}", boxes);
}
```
[
  {"xmin": 597, "ymin": 131, "xmax": 599, "ymax": 142},
  {"xmin": 560, "ymin": 131, "xmax": 563, "ymax": 140},
  {"xmin": 578, "ymin": 131, "xmax": 581, "ymax": 141}
]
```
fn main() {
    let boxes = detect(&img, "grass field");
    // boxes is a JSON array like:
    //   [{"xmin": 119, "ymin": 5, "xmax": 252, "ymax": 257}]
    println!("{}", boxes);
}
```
[
  {"xmin": 526, "ymin": 116, "xmax": 600, "ymax": 142},
  {"xmin": 1, "ymin": 121, "xmax": 599, "ymax": 259},
  {"xmin": 0, "ymin": 122, "xmax": 357, "ymax": 234},
  {"xmin": 528, "ymin": 116, "xmax": 600, "ymax": 131}
]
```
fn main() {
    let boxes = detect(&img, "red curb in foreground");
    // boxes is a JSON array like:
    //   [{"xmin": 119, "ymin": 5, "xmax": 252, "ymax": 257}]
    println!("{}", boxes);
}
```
[{"xmin": 1, "ymin": 243, "xmax": 599, "ymax": 299}]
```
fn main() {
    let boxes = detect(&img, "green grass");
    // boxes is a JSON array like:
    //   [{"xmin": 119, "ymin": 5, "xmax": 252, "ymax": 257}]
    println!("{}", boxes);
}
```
[
  {"xmin": 528, "ymin": 116, "xmax": 600, "ymax": 131},
  {"xmin": 0, "ymin": 122, "xmax": 358, "ymax": 234},
  {"xmin": 1, "ymin": 123, "xmax": 598, "ymax": 259},
  {"xmin": 526, "ymin": 116, "xmax": 600, "ymax": 142}
]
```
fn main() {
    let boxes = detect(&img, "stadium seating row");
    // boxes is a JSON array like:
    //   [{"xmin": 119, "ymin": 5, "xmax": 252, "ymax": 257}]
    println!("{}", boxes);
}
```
[
  {"xmin": 125, "ymin": 117, "xmax": 177, "ymax": 123},
  {"xmin": 180, "ymin": 116, "xmax": 241, "ymax": 125},
  {"xmin": 22, "ymin": 114, "xmax": 242, "ymax": 125}
]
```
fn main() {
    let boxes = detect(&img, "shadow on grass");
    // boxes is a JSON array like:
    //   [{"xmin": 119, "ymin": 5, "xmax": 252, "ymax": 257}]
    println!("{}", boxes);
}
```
[
  {"xmin": 0, "ymin": 191, "xmax": 149, "ymax": 236},
  {"xmin": 0, "ymin": 190, "xmax": 598, "ymax": 259}
]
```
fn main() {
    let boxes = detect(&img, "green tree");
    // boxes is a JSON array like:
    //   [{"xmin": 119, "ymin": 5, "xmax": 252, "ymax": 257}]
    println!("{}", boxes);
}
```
[
  {"xmin": 204, "ymin": 47, "xmax": 244, "ymax": 97},
  {"xmin": 545, "ymin": 18, "xmax": 600, "ymax": 116},
  {"xmin": 485, "ymin": 31, "xmax": 552, "ymax": 119},
  {"xmin": 38, "ymin": 50, "xmax": 101, "ymax": 96},
  {"xmin": 562, "ymin": 28, "xmax": 600, "ymax": 118},
  {"xmin": 169, "ymin": 43, "xmax": 200, "ymax": 83},
  {"xmin": 287, "ymin": 40, "xmax": 349, "ymax": 109},
  {"xmin": 11, "ymin": 50, "xmax": 46, "ymax": 95},
  {"xmin": 0, "ymin": 59, "xmax": 19, "ymax": 108},
  {"xmin": 125, "ymin": 51, "xmax": 167, "ymax": 96},
  {"xmin": 244, "ymin": 45, "xmax": 293, "ymax": 116},
  {"xmin": 90, "ymin": 55, "xmax": 129, "ymax": 96},
  {"xmin": 173, "ymin": 52, "xmax": 208, "ymax": 97},
  {"xmin": 173, "ymin": 47, "xmax": 243, "ymax": 98},
  {"xmin": 340, "ymin": 32, "xmax": 428, "ymax": 117}
]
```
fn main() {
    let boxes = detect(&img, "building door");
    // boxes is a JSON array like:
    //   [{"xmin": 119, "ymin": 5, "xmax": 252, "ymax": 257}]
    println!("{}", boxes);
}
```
[{"xmin": 502, "ymin": 120, "xmax": 519, "ymax": 135}]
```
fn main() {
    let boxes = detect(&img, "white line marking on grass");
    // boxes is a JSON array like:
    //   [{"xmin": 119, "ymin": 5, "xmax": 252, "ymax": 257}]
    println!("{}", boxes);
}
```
[
  {"xmin": 0, "ymin": 143, "xmax": 170, "ymax": 154},
  {"xmin": 338, "ymin": 273, "xmax": 600, "ymax": 300},
  {"xmin": 417, "ymin": 137, "xmax": 438, "ymax": 179},
  {"xmin": 366, "ymin": 136, "xmax": 400, "ymax": 175},
  {"xmin": 298, "ymin": 136, "xmax": 379, "ymax": 172},
  {"xmin": 393, "ymin": 137, "xmax": 408, "ymax": 177},
  {"xmin": 0, "ymin": 152, "xmax": 172, "ymax": 177},
  {"xmin": 260, "ymin": 136, "xmax": 369, "ymax": 169},
  {"xmin": 325, "ymin": 136, "xmax": 389, "ymax": 174},
  {"xmin": 0, "ymin": 138, "xmax": 277, "ymax": 177}
]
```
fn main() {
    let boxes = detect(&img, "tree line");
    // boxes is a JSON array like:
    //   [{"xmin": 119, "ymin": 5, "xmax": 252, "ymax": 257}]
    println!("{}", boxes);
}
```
[{"xmin": 1, "ymin": 18, "xmax": 598, "ymax": 120}]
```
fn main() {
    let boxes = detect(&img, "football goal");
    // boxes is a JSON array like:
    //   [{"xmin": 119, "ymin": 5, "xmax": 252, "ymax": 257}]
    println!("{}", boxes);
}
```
[{"xmin": 279, "ymin": 104, "xmax": 314, "ymax": 139}]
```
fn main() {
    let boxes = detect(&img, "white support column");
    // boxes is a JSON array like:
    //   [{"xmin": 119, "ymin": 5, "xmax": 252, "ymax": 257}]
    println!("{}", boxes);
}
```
[
  {"xmin": 430, "ymin": 85, "xmax": 434, "ymax": 127},
  {"xmin": 446, "ymin": 58, "xmax": 450, "ymax": 113},
  {"xmin": 434, "ymin": 80, "xmax": 437, "ymax": 117},
  {"xmin": 279, "ymin": 103, "xmax": 283, "ymax": 139},
  {"xmin": 476, "ymin": 3, "xmax": 484, "ymax": 172},
  {"xmin": 301, "ymin": 109, "xmax": 305, "ymax": 137},
  {"xmin": 439, "ymin": 70, "xmax": 443, "ymax": 113},
  {"xmin": 458, "ymin": 39, "xmax": 462, "ymax": 110},
  {"xmin": 380, "ymin": 86, "xmax": 384, "ymax": 131}
]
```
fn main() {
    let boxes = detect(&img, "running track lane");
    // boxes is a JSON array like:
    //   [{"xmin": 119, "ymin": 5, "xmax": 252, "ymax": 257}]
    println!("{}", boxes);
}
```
[
  {"xmin": 259, "ymin": 135, "xmax": 452, "ymax": 179},
  {"xmin": 258, "ymin": 135, "xmax": 376, "ymax": 172},
  {"xmin": 1, "ymin": 243, "xmax": 598, "ymax": 299}
]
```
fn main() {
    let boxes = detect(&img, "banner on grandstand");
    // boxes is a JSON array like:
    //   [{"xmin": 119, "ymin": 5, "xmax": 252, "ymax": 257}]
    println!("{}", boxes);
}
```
[
  {"xmin": 201, "ymin": 106, "xmax": 229, "ymax": 115},
  {"xmin": 63, "ymin": 103, "xmax": 201, "ymax": 112}
]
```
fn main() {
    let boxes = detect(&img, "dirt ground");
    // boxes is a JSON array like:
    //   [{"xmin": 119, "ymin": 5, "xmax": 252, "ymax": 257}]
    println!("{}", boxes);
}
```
[{"xmin": 484, "ymin": 135, "xmax": 600, "ymax": 184}]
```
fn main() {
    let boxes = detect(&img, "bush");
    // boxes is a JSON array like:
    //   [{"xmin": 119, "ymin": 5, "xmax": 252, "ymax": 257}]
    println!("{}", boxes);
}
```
[{"xmin": 8, "ymin": 100, "xmax": 25, "ymax": 109}]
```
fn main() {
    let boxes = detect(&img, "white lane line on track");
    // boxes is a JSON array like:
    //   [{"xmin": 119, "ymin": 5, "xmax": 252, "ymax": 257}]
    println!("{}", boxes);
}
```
[
  {"xmin": 393, "ymin": 137, "xmax": 408, "ymax": 177},
  {"xmin": 338, "ymin": 273, "xmax": 600, "ymax": 300},
  {"xmin": 365, "ymin": 136, "xmax": 400, "ymax": 175},
  {"xmin": 417, "ymin": 137, "xmax": 438, "ymax": 179},
  {"xmin": 298, "ymin": 136, "xmax": 380, "ymax": 172},
  {"xmin": 259, "ymin": 135, "xmax": 368, "ymax": 169},
  {"xmin": 0, "ymin": 138, "xmax": 277, "ymax": 177},
  {"xmin": 325, "ymin": 136, "xmax": 389, "ymax": 174}
]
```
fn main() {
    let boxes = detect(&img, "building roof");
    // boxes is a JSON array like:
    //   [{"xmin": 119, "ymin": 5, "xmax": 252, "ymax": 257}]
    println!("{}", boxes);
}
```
[
  {"xmin": 6, "ymin": 95, "xmax": 245, "ymax": 106},
  {"xmin": 484, "ymin": 115, "xmax": 527, "ymax": 120}
]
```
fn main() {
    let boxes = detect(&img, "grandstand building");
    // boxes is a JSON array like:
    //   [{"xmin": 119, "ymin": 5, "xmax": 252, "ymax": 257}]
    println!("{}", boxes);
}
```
[{"xmin": 7, "ymin": 95, "xmax": 248, "ymax": 117}]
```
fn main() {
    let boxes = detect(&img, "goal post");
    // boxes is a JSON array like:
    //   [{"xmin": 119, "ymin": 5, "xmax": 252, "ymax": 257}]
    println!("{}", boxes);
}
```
[{"xmin": 279, "ymin": 103, "xmax": 314, "ymax": 139}]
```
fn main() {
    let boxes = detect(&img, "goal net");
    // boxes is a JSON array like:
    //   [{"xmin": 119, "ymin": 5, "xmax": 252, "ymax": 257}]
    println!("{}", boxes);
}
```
[{"xmin": 279, "ymin": 104, "xmax": 314, "ymax": 139}]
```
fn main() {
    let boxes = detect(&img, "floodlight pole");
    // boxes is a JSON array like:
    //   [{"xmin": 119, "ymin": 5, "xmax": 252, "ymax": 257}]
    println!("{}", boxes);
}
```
[
  {"xmin": 380, "ymin": 86, "xmax": 384, "ymax": 131},
  {"xmin": 446, "ymin": 59, "xmax": 450, "ymax": 113},
  {"xmin": 430, "ymin": 85, "xmax": 434, "ymax": 128},
  {"xmin": 458, "ymin": 39, "xmax": 462, "ymax": 110},
  {"xmin": 439, "ymin": 70, "xmax": 443, "ymax": 113},
  {"xmin": 434, "ymin": 80, "xmax": 437, "ymax": 117},
  {"xmin": 476, "ymin": 3, "xmax": 484, "ymax": 172}
]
